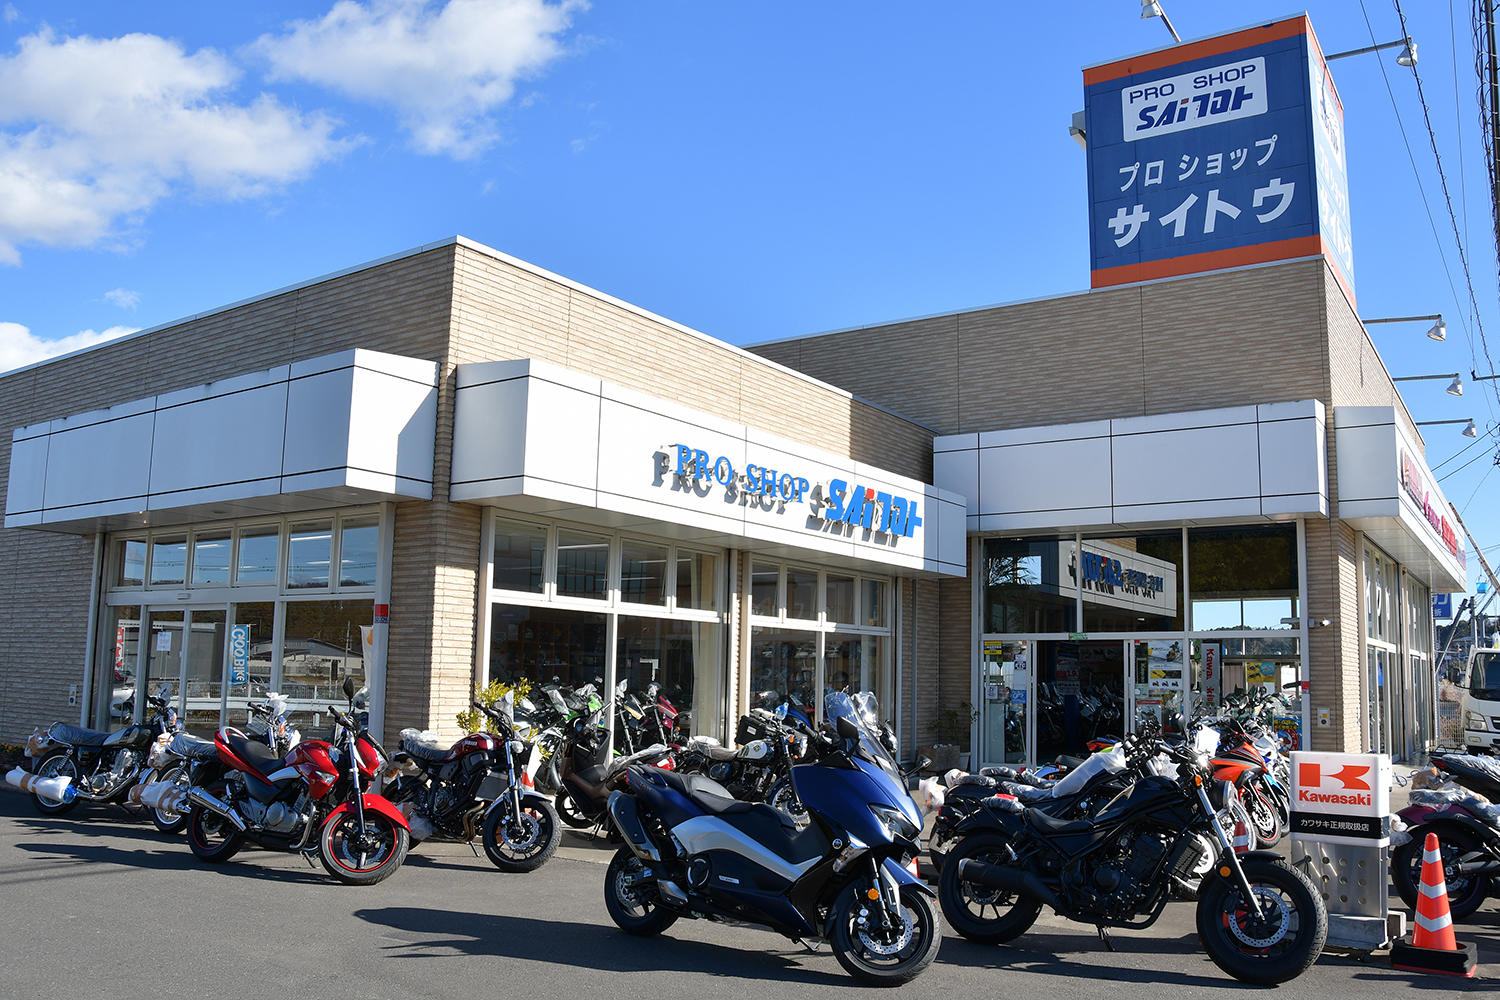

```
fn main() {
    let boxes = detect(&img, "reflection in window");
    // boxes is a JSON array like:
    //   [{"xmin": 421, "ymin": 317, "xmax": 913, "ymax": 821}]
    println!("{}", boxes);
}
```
[
  {"xmin": 191, "ymin": 535, "xmax": 231, "ymax": 586},
  {"xmin": 151, "ymin": 537, "xmax": 187, "ymax": 586},
  {"xmin": 557, "ymin": 528, "xmax": 609, "ymax": 599},
  {"xmin": 117, "ymin": 539, "xmax": 146, "ymax": 588},
  {"xmin": 1188, "ymin": 525, "xmax": 1296, "ymax": 631},
  {"xmin": 787, "ymin": 567, "xmax": 817, "ymax": 620},
  {"xmin": 826, "ymin": 575, "xmax": 855, "ymax": 624},
  {"xmin": 620, "ymin": 540, "xmax": 667, "ymax": 605},
  {"xmin": 825, "ymin": 634, "xmax": 888, "ymax": 714},
  {"xmin": 750, "ymin": 563, "xmax": 779, "ymax": 617},
  {"xmin": 617, "ymin": 616, "xmax": 719, "ymax": 739},
  {"xmin": 279, "ymin": 599, "xmax": 369, "ymax": 739},
  {"xmin": 287, "ymin": 522, "xmax": 332, "ymax": 589},
  {"xmin": 489, "ymin": 603, "xmax": 606, "ymax": 689},
  {"xmin": 862, "ymin": 579, "xmax": 888, "ymax": 627},
  {"xmin": 676, "ymin": 551, "xmax": 716, "ymax": 610},
  {"xmin": 749, "ymin": 626, "xmax": 816, "ymax": 720},
  {"xmin": 493, "ymin": 518, "xmax": 545, "ymax": 593},
  {"xmin": 982, "ymin": 539, "xmax": 1076, "ymax": 633},
  {"xmin": 1080, "ymin": 532, "xmax": 1182, "ymax": 632},
  {"xmin": 339, "ymin": 517, "xmax": 379, "ymax": 587},
  {"xmin": 237, "ymin": 527, "xmax": 279, "ymax": 584}
]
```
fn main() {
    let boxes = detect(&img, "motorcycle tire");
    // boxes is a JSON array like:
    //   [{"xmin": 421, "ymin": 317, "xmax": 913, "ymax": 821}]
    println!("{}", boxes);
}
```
[
  {"xmin": 29, "ymin": 753, "xmax": 79, "ymax": 816},
  {"xmin": 482, "ymin": 798, "xmax": 562, "ymax": 873},
  {"xmin": 937, "ymin": 835, "xmax": 1042, "ymax": 944},
  {"xmin": 555, "ymin": 789, "xmax": 593, "ymax": 829},
  {"xmin": 1244, "ymin": 784, "xmax": 1282, "ymax": 849},
  {"xmin": 319, "ymin": 809, "xmax": 410, "ymax": 886},
  {"xmin": 1196, "ymin": 855, "xmax": 1326, "ymax": 985},
  {"xmin": 187, "ymin": 798, "xmax": 245, "ymax": 863},
  {"xmin": 603, "ymin": 846, "xmax": 678, "ymax": 936},
  {"xmin": 766, "ymin": 776, "xmax": 808, "ymax": 827},
  {"xmin": 1391, "ymin": 824, "xmax": 1489, "ymax": 922},
  {"xmin": 830, "ymin": 880, "xmax": 942, "ymax": 986},
  {"xmin": 149, "ymin": 764, "xmax": 189, "ymax": 835}
]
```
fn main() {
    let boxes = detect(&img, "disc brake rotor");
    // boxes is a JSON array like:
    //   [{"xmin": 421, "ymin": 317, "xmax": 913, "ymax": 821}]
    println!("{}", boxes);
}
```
[
  {"xmin": 857, "ymin": 905, "xmax": 915, "ymax": 956},
  {"xmin": 1228, "ymin": 886, "xmax": 1291, "ymax": 948},
  {"xmin": 504, "ymin": 812, "xmax": 541, "ymax": 850}
]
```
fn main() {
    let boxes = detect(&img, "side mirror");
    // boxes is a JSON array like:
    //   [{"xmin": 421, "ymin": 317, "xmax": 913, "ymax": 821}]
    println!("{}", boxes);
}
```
[{"xmin": 341, "ymin": 675, "xmax": 358, "ymax": 701}]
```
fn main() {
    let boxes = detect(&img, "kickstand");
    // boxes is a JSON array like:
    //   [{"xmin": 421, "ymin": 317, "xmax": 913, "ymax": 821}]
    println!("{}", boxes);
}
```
[
  {"xmin": 1096, "ymin": 925, "xmax": 1115, "ymax": 952},
  {"xmin": 302, "ymin": 852, "xmax": 318, "ymax": 869},
  {"xmin": 794, "ymin": 938, "xmax": 823, "ymax": 953},
  {"xmin": 468, "ymin": 839, "xmax": 481, "ymax": 858}
]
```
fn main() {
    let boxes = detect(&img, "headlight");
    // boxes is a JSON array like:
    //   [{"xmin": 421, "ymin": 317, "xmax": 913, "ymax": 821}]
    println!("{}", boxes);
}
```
[
  {"xmin": 869, "ymin": 803, "xmax": 920, "ymax": 842},
  {"xmin": 1466, "ymin": 711, "xmax": 1489, "ymax": 730}
]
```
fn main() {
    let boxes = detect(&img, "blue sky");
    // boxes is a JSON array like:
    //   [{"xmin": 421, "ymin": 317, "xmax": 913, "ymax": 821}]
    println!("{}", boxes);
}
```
[{"xmin": 2, "ymin": 0, "xmax": 1499, "ymax": 602}]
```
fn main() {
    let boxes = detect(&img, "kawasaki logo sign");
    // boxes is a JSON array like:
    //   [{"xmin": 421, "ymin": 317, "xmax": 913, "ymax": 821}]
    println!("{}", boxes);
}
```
[{"xmin": 1289, "ymin": 751, "xmax": 1390, "ymax": 846}]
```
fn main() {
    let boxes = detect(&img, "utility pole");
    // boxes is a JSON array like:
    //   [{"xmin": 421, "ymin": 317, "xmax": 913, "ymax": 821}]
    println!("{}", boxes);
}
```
[{"xmin": 1487, "ymin": 1, "xmax": 1500, "ymax": 255}]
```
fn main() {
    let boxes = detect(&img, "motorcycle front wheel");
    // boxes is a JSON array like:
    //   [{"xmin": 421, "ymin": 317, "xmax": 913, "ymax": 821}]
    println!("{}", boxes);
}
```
[
  {"xmin": 830, "ymin": 880, "xmax": 942, "ymax": 986},
  {"xmin": 1243, "ymin": 783, "xmax": 1282, "ymax": 849},
  {"xmin": 482, "ymin": 798, "xmax": 562, "ymax": 872},
  {"xmin": 1196, "ymin": 856, "xmax": 1326, "ymax": 985},
  {"xmin": 766, "ymin": 776, "xmax": 808, "ymax": 828},
  {"xmin": 554, "ymin": 789, "xmax": 593, "ymax": 829},
  {"xmin": 149, "ymin": 764, "xmax": 189, "ymax": 835},
  {"xmin": 319, "ymin": 809, "xmax": 410, "ymax": 885},
  {"xmin": 937, "ymin": 835, "xmax": 1042, "ymax": 944},
  {"xmin": 29, "ymin": 753, "xmax": 79, "ymax": 816},
  {"xmin": 603, "ymin": 847, "xmax": 678, "ymax": 935}
]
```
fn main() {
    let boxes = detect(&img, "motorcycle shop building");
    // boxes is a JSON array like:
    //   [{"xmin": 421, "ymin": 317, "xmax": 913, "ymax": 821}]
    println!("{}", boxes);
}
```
[{"xmin": 0, "ymin": 17, "xmax": 1465, "ymax": 766}]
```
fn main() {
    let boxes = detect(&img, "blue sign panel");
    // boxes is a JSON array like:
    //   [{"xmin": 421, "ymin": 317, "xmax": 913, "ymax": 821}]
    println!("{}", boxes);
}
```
[
  {"xmin": 229, "ymin": 624, "xmax": 250, "ymax": 685},
  {"xmin": 1083, "ymin": 16, "xmax": 1353, "ymax": 297},
  {"xmin": 1432, "ymin": 593, "xmax": 1453, "ymax": 620}
]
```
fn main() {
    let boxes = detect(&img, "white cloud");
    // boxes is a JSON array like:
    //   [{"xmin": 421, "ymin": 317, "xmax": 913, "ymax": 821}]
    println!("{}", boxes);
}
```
[
  {"xmin": 0, "ymin": 29, "xmax": 351, "ymax": 265},
  {"xmin": 2, "ymin": 6, "xmax": 18, "ymax": 24},
  {"xmin": 103, "ymin": 287, "xmax": 140, "ymax": 309},
  {"xmin": 0, "ymin": 321, "xmax": 137, "ymax": 372},
  {"xmin": 255, "ymin": 0, "xmax": 584, "ymax": 158}
]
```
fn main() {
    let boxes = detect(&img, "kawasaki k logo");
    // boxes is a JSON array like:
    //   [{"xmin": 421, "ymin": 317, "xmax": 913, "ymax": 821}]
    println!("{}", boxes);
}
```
[{"xmin": 1298, "ymin": 762, "xmax": 1371, "ymax": 790}]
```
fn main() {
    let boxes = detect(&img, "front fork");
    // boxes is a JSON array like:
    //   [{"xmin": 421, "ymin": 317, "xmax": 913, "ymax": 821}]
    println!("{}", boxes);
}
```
[
  {"xmin": 1196, "ymin": 782, "xmax": 1265, "ymax": 920},
  {"xmin": 867, "ymin": 856, "xmax": 903, "ymax": 927}
]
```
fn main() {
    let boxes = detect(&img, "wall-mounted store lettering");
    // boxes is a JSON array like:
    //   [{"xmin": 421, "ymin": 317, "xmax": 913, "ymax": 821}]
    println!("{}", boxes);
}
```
[
  {"xmin": 1400, "ymin": 449, "xmax": 1463, "ymax": 561},
  {"xmin": 662, "ymin": 444, "xmax": 922, "ymax": 538}
]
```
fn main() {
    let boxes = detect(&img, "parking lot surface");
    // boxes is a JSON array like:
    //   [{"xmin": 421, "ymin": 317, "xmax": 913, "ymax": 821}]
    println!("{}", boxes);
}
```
[{"xmin": 0, "ymin": 787, "xmax": 1495, "ymax": 999}]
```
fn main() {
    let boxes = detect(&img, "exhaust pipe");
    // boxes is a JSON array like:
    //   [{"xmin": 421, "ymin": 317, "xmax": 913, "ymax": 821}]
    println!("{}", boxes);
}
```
[
  {"xmin": 185, "ymin": 786, "xmax": 247, "ymax": 832},
  {"xmin": 956, "ymin": 858, "xmax": 1063, "ymax": 910},
  {"xmin": 5, "ymin": 766, "xmax": 77, "ymax": 803},
  {"xmin": 127, "ymin": 781, "xmax": 189, "ymax": 813}
]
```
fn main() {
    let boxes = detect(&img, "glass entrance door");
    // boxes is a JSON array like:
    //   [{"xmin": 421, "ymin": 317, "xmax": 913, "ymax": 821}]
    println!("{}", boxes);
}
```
[
  {"xmin": 1035, "ymin": 639, "xmax": 1126, "ymax": 761},
  {"xmin": 979, "ymin": 640, "xmax": 1030, "ymax": 765},
  {"xmin": 138, "ymin": 606, "xmax": 228, "ymax": 735}
]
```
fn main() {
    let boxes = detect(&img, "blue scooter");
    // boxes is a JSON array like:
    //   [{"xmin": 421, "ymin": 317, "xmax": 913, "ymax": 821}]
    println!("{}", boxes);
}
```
[{"xmin": 602, "ymin": 692, "xmax": 940, "ymax": 985}]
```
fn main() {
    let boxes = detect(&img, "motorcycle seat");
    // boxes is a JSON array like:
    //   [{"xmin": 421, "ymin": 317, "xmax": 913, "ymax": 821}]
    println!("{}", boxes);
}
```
[
  {"xmin": 168, "ymin": 733, "xmax": 220, "ymax": 761},
  {"xmin": 224, "ymin": 732, "xmax": 283, "ymax": 775},
  {"xmin": 656, "ymin": 770, "xmax": 755, "ymax": 815},
  {"xmin": 1000, "ymin": 783, "xmax": 1053, "ymax": 803},
  {"xmin": 50, "ymin": 723, "xmax": 141, "ymax": 748},
  {"xmin": 702, "ymin": 745, "xmax": 739, "ymax": 763},
  {"xmin": 1024, "ymin": 808, "xmax": 1097, "ymax": 838},
  {"xmin": 400, "ymin": 737, "xmax": 451, "ymax": 763}
]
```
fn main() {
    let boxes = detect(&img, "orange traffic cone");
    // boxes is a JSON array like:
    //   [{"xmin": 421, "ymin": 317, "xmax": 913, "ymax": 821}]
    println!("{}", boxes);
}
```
[
  {"xmin": 1231, "ymin": 818, "xmax": 1252, "ymax": 854},
  {"xmin": 1390, "ymin": 833, "xmax": 1478, "ymax": 977}
]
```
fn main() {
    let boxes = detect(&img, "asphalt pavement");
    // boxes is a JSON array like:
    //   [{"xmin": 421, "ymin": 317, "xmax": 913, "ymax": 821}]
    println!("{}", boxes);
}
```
[{"xmin": 0, "ymin": 785, "xmax": 1495, "ymax": 1000}]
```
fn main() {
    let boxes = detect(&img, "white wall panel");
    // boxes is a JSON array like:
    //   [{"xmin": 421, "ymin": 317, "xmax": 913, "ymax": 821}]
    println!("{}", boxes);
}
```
[
  {"xmin": 150, "ymin": 383, "xmax": 287, "ymax": 497},
  {"xmin": 1113, "ymin": 423, "xmax": 1260, "ymax": 507},
  {"xmin": 44, "ymin": 412, "xmax": 155, "ymax": 512}
]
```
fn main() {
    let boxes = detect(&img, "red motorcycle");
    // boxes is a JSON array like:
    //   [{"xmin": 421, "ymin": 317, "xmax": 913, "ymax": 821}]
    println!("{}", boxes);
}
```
[{"xmin": 185, "ymin": 678, "xmax": 410, "ymax": 885}]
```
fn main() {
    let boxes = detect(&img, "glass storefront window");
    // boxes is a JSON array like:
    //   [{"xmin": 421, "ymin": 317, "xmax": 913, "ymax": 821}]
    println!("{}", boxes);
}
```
[
  {"xmin": 278, "ymin": 599, "xmax": 370, "ymax": 739},
  {"xmin": 676, "ymin": 551, "xmax": 716, "ymax": 610},
  {"xmin": 826, "ymin": 574, "xmax": 855, "ymax": 625},
  {"xmin": 493, "ymin": 518, "xmax": 545, "ymax": 594},
  {"xmin": 1080, "ymin": 532, "xmax": 1182, "ymax": 632},
  {"xmin": 748, "ymin": 626, "xmax": 816, "ymax": 721},
  {"xmin": 117, "ymin": 539, "xmax": 146, "ymax": 588},
  {"xmin": 97, "ymin": 607, "xmax": 140, "ymax": 727},
  {"xmin": 787, "ymin": 566, "xmax": 817, "ymax": 621},
  {"xmin": 1189, "ymin": 525, "xmax": 1297, "ymax": 630},
  {"xmin": 151, "ymin": 537, "xmax": 187, "ymax": 586},
  {"xmin": 556, "ymin": 528, "xmax": 609, "ymax": 600},
  {"xmin": 750, "ymin": 563, "xmax": 779, "ymax": 617},
  {"xmin": 983, "ymin": 539, "xmax": 1077, "ymax": 633},
  {"xmin": 863, "ymin": 579, "xmax": 887, "ymax": 628},
  {"xmin": 191, "ymin": 534, "xmax": 231, "ymax": 586},
  {"xmin": 490, "ymin": 604, "xmax": 607, "ymax": 689},
  {"xmin": 617, "ymin": 616, "xmax": 719, "ymax": 739},
  {"xmin": 339, "ymin": 516, "xmax": 379, "ymax": 588},
  {"xmin": 1133, "ymin": 638, "xmax": 1186, "ymax": 736},
  {"xmin": 183, "ymin": 609, "xmax": 227, "ymax": 735},
  {"xmin": 236, "ymin": 526, "xmax": 279, "ymax": 585},
  {"xmin": 142, "ymin": 610, "xmax": 184, "ymax": 717},
  {"xmin": 287, "ymin": 521, "xmax": 332, "ymax": 590},
  {"xmin": 1035, "ymin": 639, "xmax": 1125, "ymax": 759},
  {"xmin": 620, "ymin": 540, "xmax": 668, "ymax": 606},
  {"xmin": 825, "ymin": 633, "xmax": 889, "ymax": 716},
  {"xmin": 228, "ymin": 602, "xmax": 275, "ymax": 720}
]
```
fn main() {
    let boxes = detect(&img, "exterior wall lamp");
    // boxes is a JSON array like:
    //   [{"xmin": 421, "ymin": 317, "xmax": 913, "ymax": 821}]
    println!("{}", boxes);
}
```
[{"xmin": 1362, "ymin": 314, "xmax": 1446, "ymax": 342}]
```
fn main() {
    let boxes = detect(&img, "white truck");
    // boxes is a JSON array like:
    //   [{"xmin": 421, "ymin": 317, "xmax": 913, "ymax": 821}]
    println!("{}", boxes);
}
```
[{"xmin": 1462, "ymin": 646, "xmax": 1500, "ymax": 753}]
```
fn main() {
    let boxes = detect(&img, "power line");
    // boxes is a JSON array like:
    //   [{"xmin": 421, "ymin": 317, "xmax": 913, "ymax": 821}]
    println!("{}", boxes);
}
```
[
  {"xmin": 1439, "ymin": 439, "xmax": 1498, "ymax": 480},
  {"xmin": 1384, "ymin": 0, "xmax": 1500, "ymax": 418},
  {"xmin": 1432, "ymin": 418, "xmax": 1499, "ymax": 468},
  {"xmin": 1453, "ymin": 0, "xmax": 1473, "ymax": 272},
  {"xmin": 1461, "ymin": 457, "xmax": 1498, "ymax": 510}
]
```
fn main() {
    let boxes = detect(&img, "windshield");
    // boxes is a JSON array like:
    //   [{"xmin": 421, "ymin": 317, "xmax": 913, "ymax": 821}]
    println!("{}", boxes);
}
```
[
  {"xmin": 1472, "ymin": 652, "xmax": 1500, "ymax": 700},
  {"xmin": 825, "ymin": 690, "xmax": 900, "ymax": 776}
]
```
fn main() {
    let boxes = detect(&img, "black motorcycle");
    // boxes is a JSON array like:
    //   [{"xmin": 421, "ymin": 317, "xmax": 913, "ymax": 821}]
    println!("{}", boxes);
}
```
[
  {"xmin": 938, "ymin": 726, "xmax": 1327, "ymax": 985},
  {"xmin": 384, "ymin": 700, "xmax": 562, "ymax": 872},
  {"xmin": 555, "ymin": 706, "xmax": 674, "ymax": 830},
  {"xmin": 22, "ymin": 686, "xmax": 180, "ymax": 816}
]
